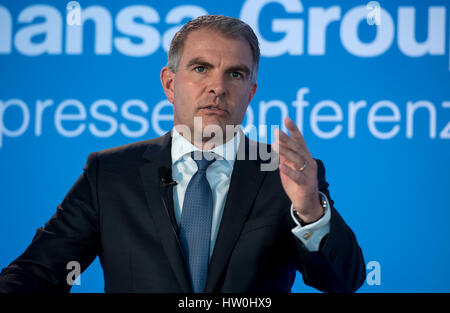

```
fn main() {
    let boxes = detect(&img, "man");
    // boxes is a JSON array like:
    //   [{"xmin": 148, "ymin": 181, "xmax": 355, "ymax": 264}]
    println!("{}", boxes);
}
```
[{"xmin": 0, "ymin": 15, "xmax": 365, "ymax": 293}]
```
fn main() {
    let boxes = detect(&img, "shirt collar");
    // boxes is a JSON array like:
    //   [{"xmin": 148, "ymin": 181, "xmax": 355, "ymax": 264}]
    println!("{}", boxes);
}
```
[{"xmin": 171, "ymin": 126, "xmax": 241, "ymax": 168}]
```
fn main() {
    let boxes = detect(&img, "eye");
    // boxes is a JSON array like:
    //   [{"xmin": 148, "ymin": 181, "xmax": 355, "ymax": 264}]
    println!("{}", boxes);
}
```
[
  {"xmin": 194, "ymin": 66, "xmax": 206, "ymax": 73},
  {"xmin": 230, "ymin": 72, "xmax": 242, "ymax": 79}
]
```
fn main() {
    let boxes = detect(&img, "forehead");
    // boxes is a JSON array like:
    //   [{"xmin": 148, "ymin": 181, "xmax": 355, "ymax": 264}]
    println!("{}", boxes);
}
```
[{"xmin": 179, "ymin": 28, "xmax": 254, "ymax": 67}]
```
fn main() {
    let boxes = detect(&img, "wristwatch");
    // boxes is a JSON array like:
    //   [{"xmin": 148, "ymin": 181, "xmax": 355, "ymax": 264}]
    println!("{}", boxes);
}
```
[{"xmin": 293, "ymin": 192, "xmax": 328, "ymax": 226}]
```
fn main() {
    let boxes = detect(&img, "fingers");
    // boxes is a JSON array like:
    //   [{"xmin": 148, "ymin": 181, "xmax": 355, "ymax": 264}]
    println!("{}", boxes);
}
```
[
  {"xmin": 284, "ymin": 117, "xmax": 308, "ymax": 151},
  {"xmin": 276, "ymin": 128, "xmax": 311, "ymax": 160},
  {"xmin": 275, "ymin": 139, "xmax": 307, "ymax": 170},
  {"xmin": 279, "ymin": 162, "xmax": 307, "ymax": 185},
  {"xmin": 273, "ymin": 117, "xmax": 314, "ymax": 175}
]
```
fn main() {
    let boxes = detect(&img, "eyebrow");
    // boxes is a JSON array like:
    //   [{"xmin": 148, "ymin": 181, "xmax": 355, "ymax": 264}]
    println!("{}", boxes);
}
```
[
  {"xmin": 185, "ymin": 58, "xmax": 213, "ymax": 70},
  {"xmin": 185, "ymin": 57, "xmax": 251, "ymax": 77}
]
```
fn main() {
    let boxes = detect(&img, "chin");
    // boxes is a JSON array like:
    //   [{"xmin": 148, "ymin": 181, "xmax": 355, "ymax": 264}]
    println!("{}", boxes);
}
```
[{"xmin": 201, "ymin": 122, "xmax": 226, "ymax": 136}]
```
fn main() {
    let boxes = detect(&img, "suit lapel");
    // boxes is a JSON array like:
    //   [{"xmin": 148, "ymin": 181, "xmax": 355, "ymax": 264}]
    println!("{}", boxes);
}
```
[
  {"xmin": 139, "ymin": 132, "xmax": 191, "ymax": 292},
  {"xmin": 204, "ymin": 135, "xmax": 268, "ymax": 292}
]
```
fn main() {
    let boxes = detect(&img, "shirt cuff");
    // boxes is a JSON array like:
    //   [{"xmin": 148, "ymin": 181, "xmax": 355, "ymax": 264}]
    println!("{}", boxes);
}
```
[{"xmin": 290, "ymin": 192, "xmax": 331, "ymax": 252}]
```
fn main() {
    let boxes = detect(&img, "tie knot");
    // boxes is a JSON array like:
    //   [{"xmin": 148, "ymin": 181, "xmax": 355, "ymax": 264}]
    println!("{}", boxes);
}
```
[{"xmin": 191, "ymin": 151, "xmax": 215, "ymax": 172}]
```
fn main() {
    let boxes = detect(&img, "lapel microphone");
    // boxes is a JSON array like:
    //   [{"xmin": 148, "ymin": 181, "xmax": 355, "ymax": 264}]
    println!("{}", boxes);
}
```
[{"xmin": 158, "ymin": 166, "xmax": 177, "ymax": 187}]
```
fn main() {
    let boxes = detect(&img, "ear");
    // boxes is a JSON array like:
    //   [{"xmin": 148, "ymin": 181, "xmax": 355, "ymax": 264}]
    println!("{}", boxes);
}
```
[
  {"xmin": 160, "ymin": 67, "xmax": 175, "ymax": 103},
  {"xmin": 247, "ymin": 82, "xmax": 257, "ymax": 103}
]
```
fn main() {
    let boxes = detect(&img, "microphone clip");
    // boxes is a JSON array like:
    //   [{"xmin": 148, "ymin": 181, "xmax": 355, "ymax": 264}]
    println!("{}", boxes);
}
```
[
  {"xmin": 158, "ymin": 166, "xmax": 177, "ymax": 187},
  {"xmin": 161, "ymin": 178, "xmax": 177, "ymax": 187}
]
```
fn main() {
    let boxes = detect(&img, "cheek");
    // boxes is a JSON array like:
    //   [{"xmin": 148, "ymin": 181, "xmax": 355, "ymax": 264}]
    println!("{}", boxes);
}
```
[
  {"xmin": 176, "ymin": 81, "xmax": 203, "ymax": 104},
  {"xmin": 233, "ymin": 89, "xmax": 253, "ymax": 110},
  {"xmin": 229, "ymin": 101, "xmax": 250, "ymax": 123}
]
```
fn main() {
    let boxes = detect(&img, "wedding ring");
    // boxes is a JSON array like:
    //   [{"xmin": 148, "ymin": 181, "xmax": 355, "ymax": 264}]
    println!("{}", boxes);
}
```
[{"xmin": 298, "ymin": 161, "xmax": 307, "ymax": 172}]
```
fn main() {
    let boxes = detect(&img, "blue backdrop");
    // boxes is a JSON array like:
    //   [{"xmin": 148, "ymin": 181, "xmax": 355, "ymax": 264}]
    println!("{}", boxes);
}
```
[{"xmin": 1, "ymin": 0, "xmax": 449, "ymax": 293}]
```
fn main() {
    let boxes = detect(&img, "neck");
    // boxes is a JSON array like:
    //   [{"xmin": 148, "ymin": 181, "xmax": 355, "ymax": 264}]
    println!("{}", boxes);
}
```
[{"xmin": 173, "ymin": 124, "xmax": 239, "ymax": 151}]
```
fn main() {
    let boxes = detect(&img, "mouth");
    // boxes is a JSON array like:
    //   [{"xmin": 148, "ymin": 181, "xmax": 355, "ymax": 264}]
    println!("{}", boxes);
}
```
[{"xmin": 198, "ymin": 105, "xmax": 228, "ymax": 116}]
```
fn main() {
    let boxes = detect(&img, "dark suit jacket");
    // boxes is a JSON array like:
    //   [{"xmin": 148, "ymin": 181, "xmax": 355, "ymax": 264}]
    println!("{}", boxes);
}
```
[{"xmin": 0, "ymin": 131, "xmax": 366, "ymax": 293}]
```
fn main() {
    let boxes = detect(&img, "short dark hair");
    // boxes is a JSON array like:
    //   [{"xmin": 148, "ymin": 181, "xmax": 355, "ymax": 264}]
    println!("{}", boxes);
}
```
[{"xmin": 167, "ymin": 15, "xmax": 260, "ymax": 83}]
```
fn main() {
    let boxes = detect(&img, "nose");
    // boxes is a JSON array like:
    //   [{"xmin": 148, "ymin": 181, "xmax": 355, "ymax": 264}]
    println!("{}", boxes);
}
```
[{"xmin": 208, "ymin": 73, "xmax": 227, "ymax": 96}]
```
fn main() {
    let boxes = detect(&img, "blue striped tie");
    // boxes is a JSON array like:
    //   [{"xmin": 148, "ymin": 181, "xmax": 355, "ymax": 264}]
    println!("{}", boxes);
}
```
[{"xmin": 179, "ymin": 151, "xmax": 215, "ymax": 293}]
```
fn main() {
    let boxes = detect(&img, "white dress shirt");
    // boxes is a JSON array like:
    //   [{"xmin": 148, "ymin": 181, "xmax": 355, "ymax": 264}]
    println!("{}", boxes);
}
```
[{"xmin": 170, "ymin": 127, "xmax": 331, "ymax": 256}]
